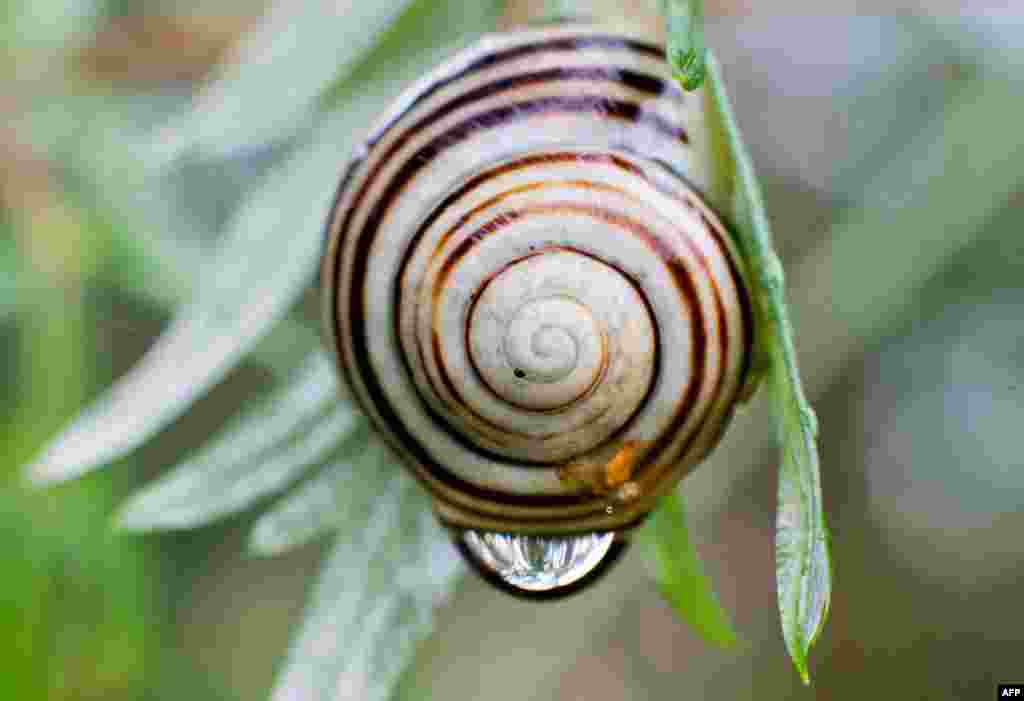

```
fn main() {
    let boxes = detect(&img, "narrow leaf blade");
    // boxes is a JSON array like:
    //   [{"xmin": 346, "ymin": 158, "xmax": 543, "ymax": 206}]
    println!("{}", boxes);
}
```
[
  {"xmin": 772, "ymin": 360, "xmax": 831, "ymax": 684},
  {"xmin": 270, "ymin": 473, "xmax": 464, "ymax": 701},
  {"xmin": 24, "ymin": 94, "xmax": 390, "ymax": 485},
  {"xmin": 640, "ymin": 491, "xmax": 737, "ymax": 647},
  {"xmin": 26, "ymin": 0, "xmax": 503, "ymax": 489},
  {"xmin": 248, "ymin": 428, "xmax": 396, "ymax": 557},
  {"xmin": 26, "ymin": 117, "xmax": 336, "ymax": 484},
  {"xmin": 116, "ymin": 353, "xmax": 356, "ymax": 531},
  {"xmin": 703, "ymin": 53, "xmax": 832, "ymax": 682},
  {"xmin": 151, "ymin": 0, "xmax": 415, "ymax": 165}
]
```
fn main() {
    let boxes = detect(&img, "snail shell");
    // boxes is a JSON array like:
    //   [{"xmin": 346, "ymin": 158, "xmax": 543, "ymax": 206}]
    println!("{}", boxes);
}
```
[{"xmin": 321, "ymin": 24, "xmax": 755, "ymax": 538}]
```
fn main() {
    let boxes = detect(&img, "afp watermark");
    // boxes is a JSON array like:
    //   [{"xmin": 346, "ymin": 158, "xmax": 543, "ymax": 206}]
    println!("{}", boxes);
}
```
[{"xmin": 999, "ymin": 685, "xmax": 1024, "ymax": 698}]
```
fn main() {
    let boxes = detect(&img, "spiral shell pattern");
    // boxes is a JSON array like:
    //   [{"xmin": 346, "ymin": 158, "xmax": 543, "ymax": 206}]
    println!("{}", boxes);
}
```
[{"xmin": 322, "ymin": 25, "xmax": 754, "ymax": 533}]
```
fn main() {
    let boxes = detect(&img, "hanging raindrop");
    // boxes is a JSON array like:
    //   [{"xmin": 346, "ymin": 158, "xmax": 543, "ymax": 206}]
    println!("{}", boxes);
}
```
[{"xmin": 458, "ymin": 530, "xmax": 623, "ymax": 596}]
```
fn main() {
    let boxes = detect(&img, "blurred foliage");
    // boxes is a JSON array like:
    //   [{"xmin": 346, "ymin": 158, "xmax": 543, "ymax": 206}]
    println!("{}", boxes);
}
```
[
  {"xmin": 0, "ymin": 122, "xmax": 213, "ymax": 699},
  {"xmin": 2, "ymin": 1, "xmax": 1022, "ymax": 700}
]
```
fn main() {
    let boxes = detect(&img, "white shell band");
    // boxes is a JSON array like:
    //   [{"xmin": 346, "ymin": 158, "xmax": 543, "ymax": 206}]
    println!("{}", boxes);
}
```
[{"xmin": 321, "ymin": 26, "xmax": 754, "ymax": 532}]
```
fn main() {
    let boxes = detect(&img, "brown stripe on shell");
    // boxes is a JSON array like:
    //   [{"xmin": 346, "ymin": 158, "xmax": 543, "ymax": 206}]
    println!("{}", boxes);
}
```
[
  {"xmin": 323, "ymin": 41, "xmax": 677, "ymax": 441},
  {"xmin": 466, "ymin": 247, "xmax": 612, "ymax": 415},
  {"xmin": 338, "ymin": 63, "xmax": 683, "ymax": 288},
  {"xmin": 696, "ymin": 209, "xmax": 756, "ymax": 395},
  {"xmin": 332, "ymin": 91, "xmax": 684, "ymax": 420},
  {"xmin": 631, "ymin": 153, "xmax": 756, "ymax": 393},
  {"xmin": 420, "ymin": 210, "xmax": 653, "ymax": 462},
  {"xmin": 355, "ymin": 160, "xmax": 740, "ymax": 510},
  {"xmin": 357, "ymin": 36, "xmax": 671, "ymax": 154},
  {"xmin": 432, "ymin": 239, "xmax": 623, "ymax": 428},
  {"xmin": 339, "ymin": 96, "xmax": 692, "ymax": 505},
  {"xmin": 415, "ymin": 199, "xmax": 704, "ymax": 483},
  {"xmin": 321, "ymin": 30, "xmax": 753, "ymax": 530}
]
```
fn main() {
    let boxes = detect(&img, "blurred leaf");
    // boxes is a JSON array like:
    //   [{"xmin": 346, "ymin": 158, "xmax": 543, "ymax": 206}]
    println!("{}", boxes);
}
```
[
  {"xmin": 0, "ymin": 167, "xmax": 159, "ymax": 701},
  {"xmin": 640, "ymin": 491, "xmax": 737, "ymax": 647},
  {"xmin": 704, "ymin": 53, "xmax": 831, "ymax": 683},
  {"xmin": 521, "ymin": 0, "xmax": 655, "ymax": 23},
  {"xmin": 269, "ymin": 472, "xmax": 464, "ymax": 701},
  {"xmin": 0, "ymin": 481, "xmax": 158, "ymax": 701},
  {"xmin": 26, "ymin": 0, "xmax": 502, "ymax": 489},
  {"xmin": 24, "ymin": 103, "xmax": 361, "ymax": 485},
  {"xmin": 661, "ymin": 0, "xmax": 706, "ymax": 90},
  {"xmin": 318, "ymin": 0, "xmax": 502, "ymax": 111},
  {"xmin": 932, "ymin": 13, "xmax": 1024, "ymax": 85},
  {"xmin": 826, "ymin": 78, "xmax": 1024, "ymax": 344},
  {"xmin": 150, "ymin": 0, "xmax": 416, "ymax": 166},
  {"xmin": 28, "ymin": 92, "xmax": 320, "ymax": 380},
  {"xmin": 116, "ymin": 352, "xmax": 352, "ymax": 531},
  {"xmin": 23, "ymin": 91, "xmax": 213, "ymax": 305},
  {"xmin": 249, "ymin": 432, "xmax": 394, "ymax": 556},
  {"xmin": 786, "ymin": 75, "xmax": 1024, "ymax": 402},
  {"xmin": 541, "ymin": 0, "xmax": 580, "ymax": 19},
  {"xmin": 4, "ymin": 0, "xmax": 99, "ymax": 52},
  {"xmin": 72, "ymin": 14, "xmax": 245, "ymax": 86},
  {"xmin": 0, "ymin": 234, "xmax": 17, "ymax": 320}
]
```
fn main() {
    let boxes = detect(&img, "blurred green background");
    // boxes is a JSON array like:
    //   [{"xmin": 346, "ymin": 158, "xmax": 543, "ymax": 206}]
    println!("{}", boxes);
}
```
[{"xmin": 3, "ymin": 1, "xmax": 1022, "ymax": 699}]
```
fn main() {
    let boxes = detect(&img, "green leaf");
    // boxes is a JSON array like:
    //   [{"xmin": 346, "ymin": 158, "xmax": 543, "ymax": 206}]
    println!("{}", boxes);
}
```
[
  {"xmin": 639, "ymin": 491, "xmax": 737, "ymax": 647},
  {"xmin": 150, "ymin": 0, "xmax": 416, "ymax": 166},
  {"xmin": 269, "ymin": 472, "xmax": 464, "ymax": 701},
  {"xmin": 248, "ymin": 431, "xmax": 395, "ymax": 556},
  {"xmin": 703, "ymin": 53, "xmax": 832, "ymax": 683},
  {"xmin": 661, "ymin": 0, "xmax": 706, "ymax": 91},
  {"xmin": 116, "ymin": 353, "xmax": 356, "ymax": 531},
  {"xmin": 770, "ymin": 356, "xmax": 830, "ymax": 685}
]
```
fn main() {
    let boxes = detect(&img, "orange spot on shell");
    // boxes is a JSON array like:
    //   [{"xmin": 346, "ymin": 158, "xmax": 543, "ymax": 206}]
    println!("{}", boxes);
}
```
[
  {"xmin": 558, "ymin": 440, "xmax": 649, "ymax": 495},
  {"xmin": 604, "ymin": 441, "xmax": 644, "ymax": 488}
]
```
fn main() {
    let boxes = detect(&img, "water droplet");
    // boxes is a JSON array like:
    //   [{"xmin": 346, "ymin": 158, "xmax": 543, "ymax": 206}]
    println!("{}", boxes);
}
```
[{"xmin": 460, "ymin": 530, "xmax": 617, "ymax": 594}]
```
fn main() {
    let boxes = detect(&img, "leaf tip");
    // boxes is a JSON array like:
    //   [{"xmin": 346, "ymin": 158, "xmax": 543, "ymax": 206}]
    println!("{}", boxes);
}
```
[
  {"xmin": 246, "ymin": 523, "xmax": 284, "ymax": 558},
  {"xmin": 795, "ymin": 659, "xmax": 812, "ymax": 686},
  {"xmin": 23, "ymin": 444, "xmax": 88, "ymax": 488},
  {"xmin": 23, "ymin": 458, "xmax": 58, "ymax": 489},
  {"xmin": 113, "ymin": 502, "xmax": 158, "ymax": 533},
  {"xmin": 114, "ymin": 491, "xmax": 196, "ymax": 533}
]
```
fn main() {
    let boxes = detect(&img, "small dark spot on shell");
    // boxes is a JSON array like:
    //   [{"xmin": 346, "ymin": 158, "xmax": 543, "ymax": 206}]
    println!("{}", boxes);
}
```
[{"xmin": 514, "ymin": 368, "xmax": 526, "ymax": 379}]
